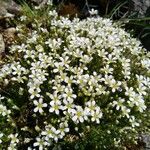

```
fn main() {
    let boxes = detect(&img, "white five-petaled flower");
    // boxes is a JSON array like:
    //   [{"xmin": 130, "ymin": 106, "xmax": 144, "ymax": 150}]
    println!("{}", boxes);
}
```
[
  {"xmin": 109, "ymin": 79, "xmax": 121, "ymax": 92},
  {"xmin": 91, "ymin": 107, "xmax": 102, "ymax": 124},
  {"xmin": 85, "ymin": 100, "xmax": 97, "ymax": 114},
  {"xmin": 47, "ymin": 92, "xmax": 61, "ymax": 104},
  {"xmin": 58, "ymin": 122, "xmax": 69, "ymax": 139},
  {"xmin": 71, "ymin": 106, "xmax": 87, "ymax": 123},
  {"xmin": 42, "ymin": 126, "xmax": 60, "ymax": 142},
  {"xmin": 61, "ymin": 87, "xmax": 77, "ymax": 103},
  {"xmin": 29, "ymin": 87, "xmax": 41, "ymax": 99},
  {"xmin": 112, "ymin": 99, "xmax": 125, "ymax": 111},
  {"xmin": 49, "ymin": 101, "xmax": 63, "ymax": 115},
  {"xmin": 0, "ymin": 104, "xmax": 11, "ymax": 116},
  {"xmin": 33, "ymin": 137, "xmax": 49, "ymax": 150},
  {"xmin": 8, "ymin": 134, "xmax": 19, "ymax": 144},
  {"xmin": 33, "ymin": 98, "xmax": 47, "ymax": 114}
]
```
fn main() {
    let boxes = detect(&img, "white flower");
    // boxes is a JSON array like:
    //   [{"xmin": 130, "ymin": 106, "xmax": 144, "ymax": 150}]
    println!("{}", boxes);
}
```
[
  {"xmin": 42, "ymin": 126, "xmax": 60, "ymax": 142},
  {"xmin": 52, "ymin": 83, "xmax": 65, "ymax": 93},
  {"xmin": 45, "ymin": 38, "xmax": 62, "ymax": 50},
  {"xmin": 103, "ymin": 75, "xmax": 113, "ymax": 85},
  {"xmin": 47, "ymin": 0, "xmax": 53, "ymax": 5},
  {"xmin": 91, "ymin": 107, "xmax": 102, "ymax": 124},
  {"xmin": 121, "ymin": 58, "xmax": 130, "ymax": 68},
  {"xmin": 89, "ymin": 9, "xmax": 98, "ymax": 15},
  {"xmin": 141, "ymin": 58, "xmax": 150, "ymax": 69},
  {"xmin": 129, "ymin": 116, "xmax": 140, "ymax": 128},
  {"xmin": 53, "ymin": 62, "xmax": 64, "ymax": 73},
  {"xmin": 58, "ymin": 122, "xmax": 69, "ymax": 139},
  {"xmin": 33, "ymin": 98, "xmax": 47, "ymax": 114},
  {"xmin": 8, "ymin": 134, "xmax": 19, "ymax": 144},
  {"xmin": 35, "ymin": 45, "xmax": 44, "ymax": 52},
  {"xmin": 59, "ymin": 56, "xmax": 70, "ymax": 68},
  {"xmin": 64, "ymin": 75, "xmax": 75, "ymax": 86},
  {"xmin": 80, "ymin": 55, "xmax": 93, "ymax": 63},
  {"xmin": 42, "ymin": 127, "xmax": 53, "ymax": 139},
  {"xmin": 71, "ymin": 106, "xmax": 87, "ymax": 123},
  {"xmin": 0, "ymin": 133, "xmax": 3, "ymax": 144},
  {"xmin": 0, "ymin": 104, "xmax": 11, "ymax": 116},
  {"xmin": 20, "ymin": 15, "xmax": 27, "ymax": 21},
  {"xmin": 137, "ymin": 84, "xmax": 147, "ymax": 96},
  {"xmin": 49, "ymin": 101, "xmax": 62, "ymax": 115},
  {"xmin": 62, "ymin": 100, "xmax": 75, "ymax": 115},
  {"xmin": 121, "ymin": 106, "xmax": 130, "ymax": 118},
  {"xmin": 101, "ymin": 64, "xmax": 114, "ymax": 75},
  {"xmin": 95, "ymin": 87, "xmax": 104, "ymax": 96},
  {"xmin": 104, "ymin": 54, "xmax": 117, "ymax": 64},
  {"xmin": 129, "ymin": 94, "xmax": 146, "ymax": 112},
  {"xmin": 28, "ymin": 86, "xmax": 41, "ymax": 99},
  {"xmin": 112, "ymin": 99, "xmax": 125, "ymax": 110},
  {"xmin": 97, "ymin": 49, "xmax": 108, "ymax": 58},
  {"xmin": 47, "ymin": 92, "xmax": 61, "ymax": 104},
  {"xmin": 61, "ymin": 87, "xmax": 77, "ymax": 103},
  {"xmin": 125, "ymin": 87, "xmax": 136, "ymax": 97},
  {"xmin": 33, "ymin": 137, "xmax": 49, "ymax": 150},
  {"xmin": 85, "ymin": 100, "xmax": 97, "ymax": 114},
  {"xmin": 8, "ymin": 144, "xmax": 17, "ymax": 150},
  {"xmin": 109, "ymin": 79, "xmax": 121, "ymax": 92},
  {"xmin": 24, "ymin": 50, "xmax": 37, "ymax": 59},
  {"xmin": 27, "ymin": 31, "xmax": 38, "ymax": 44},
  {"xmin": 48, "ymin": 10, "xmax": 58, "ymax": 17}
]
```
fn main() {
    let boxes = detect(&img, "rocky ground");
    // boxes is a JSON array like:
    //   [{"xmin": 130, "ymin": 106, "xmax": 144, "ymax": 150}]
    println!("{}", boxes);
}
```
[{"xmin": 0, "ymin": 0, "xmax": 48, "ymax": 56}]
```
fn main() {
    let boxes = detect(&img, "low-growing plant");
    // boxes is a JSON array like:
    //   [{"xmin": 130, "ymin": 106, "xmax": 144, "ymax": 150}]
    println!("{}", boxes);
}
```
[{"xmin": 0, "ymin": 2, "xmax": 150, "ymax": 150}]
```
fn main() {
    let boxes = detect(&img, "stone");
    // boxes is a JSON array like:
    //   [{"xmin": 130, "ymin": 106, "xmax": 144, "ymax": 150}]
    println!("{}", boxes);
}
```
[
  {"xmin": 37, "ymin": 0, "xmax": 48, "ymax": 7},
  {"xmin": 0, "ymin": 0, "xmax": 21, "ymax": 19},
  {"xmin": 0, "ymin": 6, "xmax": 13, "ymax": 20},
  {"xmin": 31, "ymin": 0, "xmax": 43, "ymax": 4},
  {"xmin": 0, "ymin": 34, "xmax": 5, "ymax": 54},
  {"xmin": 3, "ymin": 28, "xmax": 16, "ymax": 45},
  {"xmin": 142, "ymin": 134, "xmax": 150, "ymax": 150},
  {"xmin": 132, "ymin": 0, "xmax": 150, "ymax": 16}
]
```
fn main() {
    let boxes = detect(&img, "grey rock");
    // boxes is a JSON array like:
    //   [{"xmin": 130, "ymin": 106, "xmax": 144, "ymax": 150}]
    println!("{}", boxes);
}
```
[
  {"xmin": 132, "ymin": 0, "xmax": 150, "ymax": 16},
  {"xmin": 0, "ymin": 6, "xmax": 8, "ymax": 17},
  {"xmin": 0, "ymin": 0, "xmax": 21, "ymax": 19},
  {"xmin": 39, "ymin": 0, "xmax": 48, "ymax": 7},
  {"xmin": 0, "ymin": 34, "xmax": 5, "ymax": 54},
  {"xmin": 4, "ymin": 27, "xmax": 16, "ymax": 34},
  {"xmin": 31, "ymin": 0, "xmax": 43, "ymax": 4},
  {"xmin": 3, "ymin": 27, "xmax": 16, "ymax": 45},
  {"xmin": 31, "ymin": 0, "xmax": 48, "ymax": 7},
  {"xmin": 0, "ymin": 5, "xmax": 14, "ymax": 20},
  {"xmin": 141, "ymin": 134, "xmax": 150, "ymax": 150}
]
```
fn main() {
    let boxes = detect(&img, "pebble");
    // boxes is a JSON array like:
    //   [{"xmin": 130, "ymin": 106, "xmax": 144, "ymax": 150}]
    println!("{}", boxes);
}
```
[{"xmin": 0, "ymin": 34, "xmax": 5, "ymax": 54}]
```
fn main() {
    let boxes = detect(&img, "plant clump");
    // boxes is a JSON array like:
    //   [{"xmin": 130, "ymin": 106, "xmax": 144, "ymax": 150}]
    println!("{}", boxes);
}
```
[{"xmin": 0, "ymin": 3, "xmax": 150, "ymax": 150}]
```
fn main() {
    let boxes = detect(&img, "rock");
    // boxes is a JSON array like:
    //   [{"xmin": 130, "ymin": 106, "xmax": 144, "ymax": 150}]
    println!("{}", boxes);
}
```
[
  {"xmin": 132, "ymin": 0, "xmax": 150, "ymax": 16},
  {"xmin": 0, "ymin": 34, "xmax": 5, "ymax": 54},
  {"xmin": 0, "ymin": 6, "xmax": 8, "ymax": 17},
  {"xmin": 31, "ymin": 0, "xmax": 43, "ymax": 4},
  {"xmin": 0, "ymin": 5, "xmax": 14, "ymax": 20},
  {"xmin": 142, "ymin": 134, "xmax": 150, "ymax": 150},
  {"xmin": 37, "ymin": 0, "xmax": 49, "ymax": 8},
  {"xmin": 0, "ymin": 0, "xmax": 21, "ymax": 19},
  {"xmin": 29, "ymin": 0, "xmax": 48, "ymax": 7},
  {"xmin": 3, "ymin": 28, "xmax": 16, "ymax": 45},
  {"xmin": 2, "ymin": 0, "xmax": 21, "ymax": 14}
]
